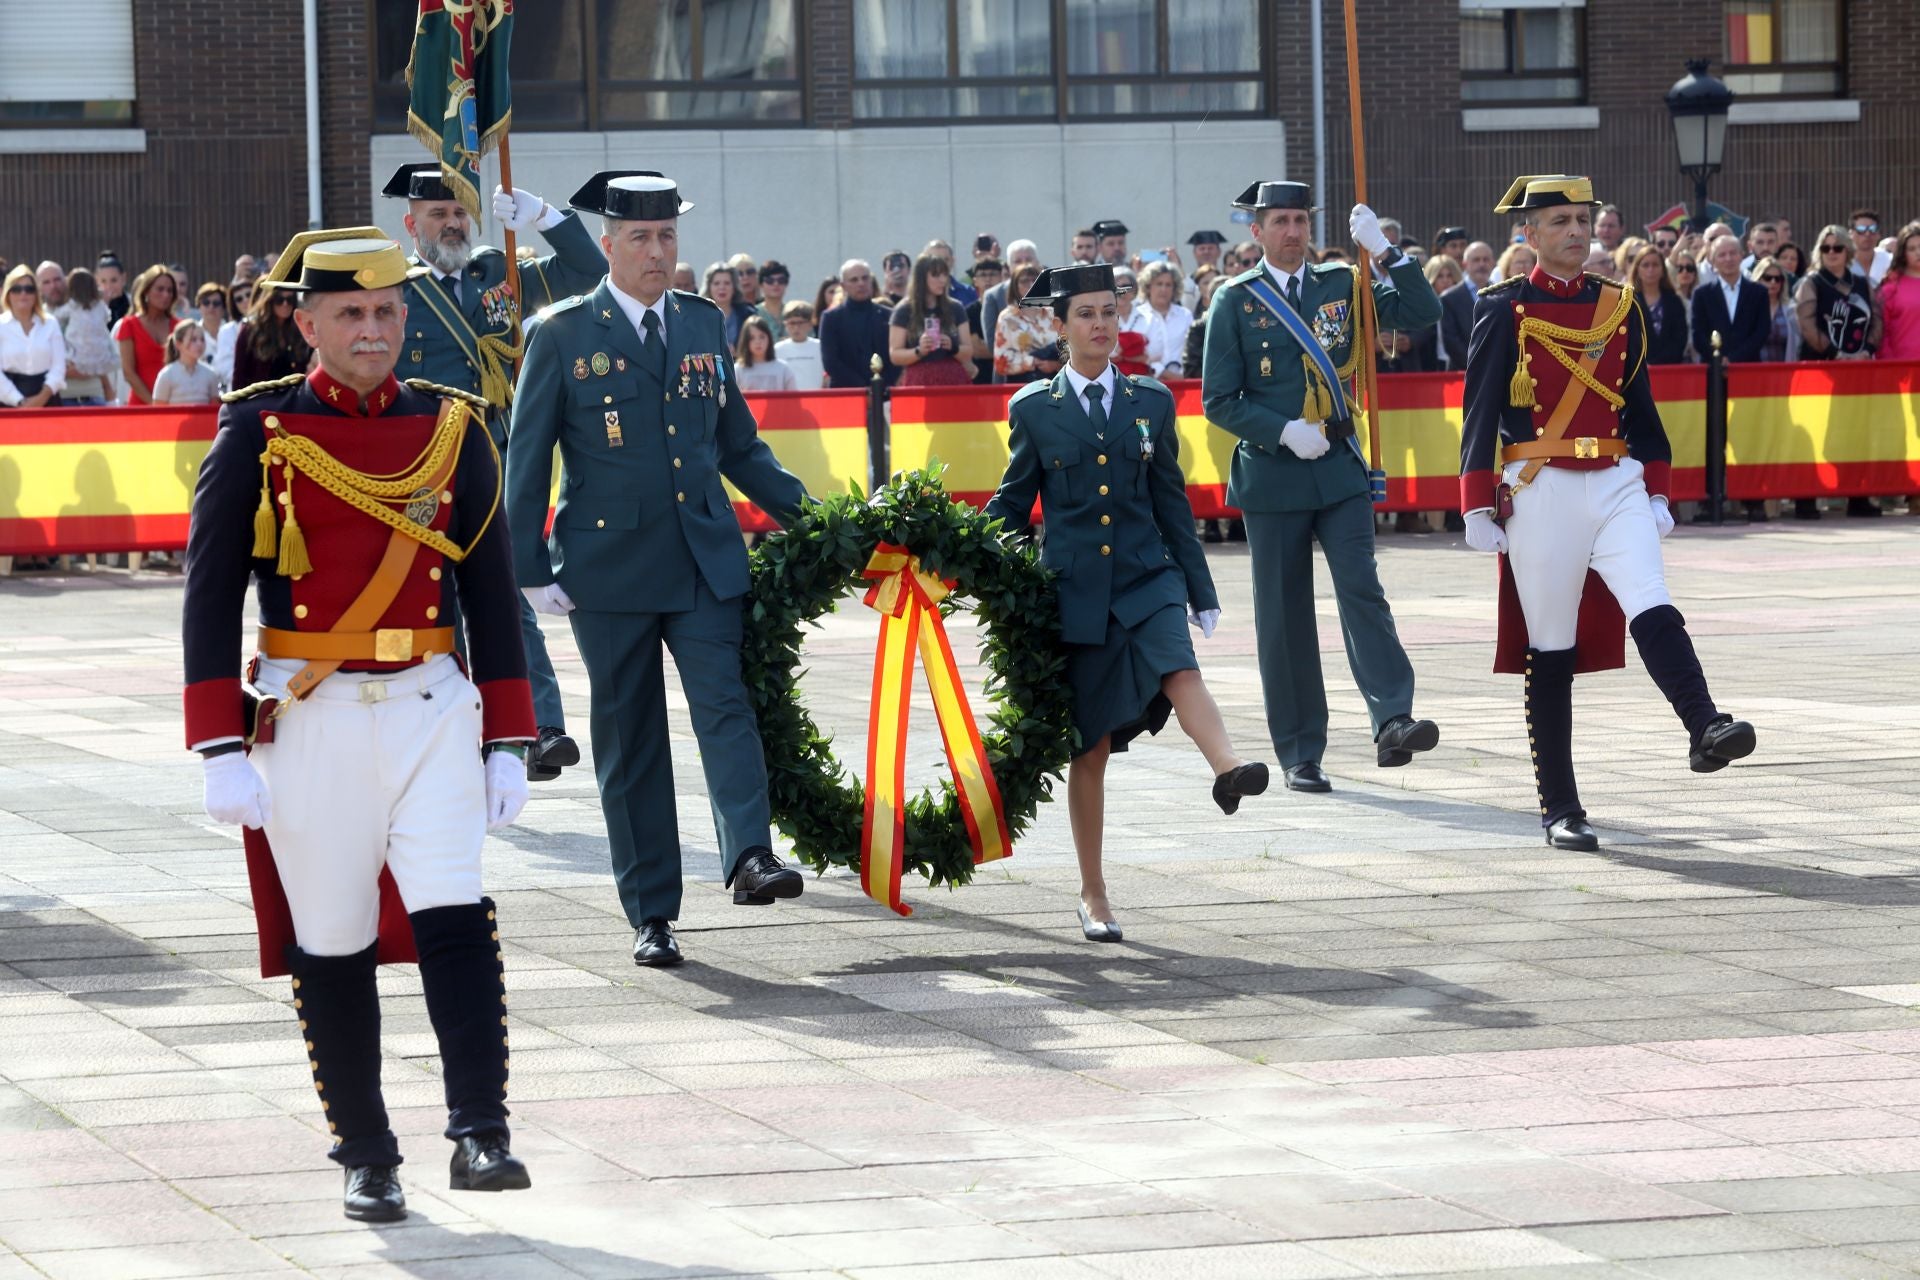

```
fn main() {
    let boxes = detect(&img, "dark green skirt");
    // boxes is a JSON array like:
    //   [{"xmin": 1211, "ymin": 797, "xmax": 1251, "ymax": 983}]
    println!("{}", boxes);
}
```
[{"xmin": 1067, "ymin": 603, "xmax": 1197, "ymax": 758}]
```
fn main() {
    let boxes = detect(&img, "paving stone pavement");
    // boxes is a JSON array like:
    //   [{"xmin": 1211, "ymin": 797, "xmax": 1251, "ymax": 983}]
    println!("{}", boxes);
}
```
[{"xmin": 1, "ymin": 517, "xmax": 1918, "ymax": 1279}]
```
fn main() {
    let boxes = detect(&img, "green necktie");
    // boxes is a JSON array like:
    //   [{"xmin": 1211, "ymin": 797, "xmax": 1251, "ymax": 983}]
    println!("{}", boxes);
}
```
[
  {"xmin": 1285, "ymin": 273, "xmax": 1303, "ymax": 315},
  {"xmin": 1084, "ymin": 380, "xmax": 1107, "ymax": 438},
  {"xmin": 640, "ymin": 308, "xmax": 666, "ymax": 382}
]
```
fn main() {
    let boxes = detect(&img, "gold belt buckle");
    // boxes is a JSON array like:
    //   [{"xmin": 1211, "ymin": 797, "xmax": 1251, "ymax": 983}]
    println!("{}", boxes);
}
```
[
  {"xmin": 359, "ymin": 680, "xmax": 389, "ymax": 704},
  {"xmin": 373, "ymin": 628, "xmax": 413, "ymax": 662},
  {"xmin": 1574, "ymin": 437, "xmax": 1600, "ymax": 460}
]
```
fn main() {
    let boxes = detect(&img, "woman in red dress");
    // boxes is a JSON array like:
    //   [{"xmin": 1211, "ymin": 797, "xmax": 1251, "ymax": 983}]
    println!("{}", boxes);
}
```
[{"xmin": 114, "ymin": 265, "xmax": 179, "ymax": 403}]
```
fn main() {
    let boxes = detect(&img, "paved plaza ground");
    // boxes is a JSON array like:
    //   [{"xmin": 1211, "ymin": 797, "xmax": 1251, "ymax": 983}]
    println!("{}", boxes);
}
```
[{"xmin": 2, "ymin": 516, "xmax": 1919, "ymax": 1279}]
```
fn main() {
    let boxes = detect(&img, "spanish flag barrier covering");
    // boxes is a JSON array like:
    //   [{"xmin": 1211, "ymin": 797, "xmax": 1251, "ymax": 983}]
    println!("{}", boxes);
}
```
[{"xmin": 4, "ymin": 362, "xmax": 1915, "ymax": 557}]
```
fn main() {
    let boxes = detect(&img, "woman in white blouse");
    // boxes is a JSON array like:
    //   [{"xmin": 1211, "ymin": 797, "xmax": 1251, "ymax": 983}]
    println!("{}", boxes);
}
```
[
  {"xmin": 1124, "ymin": 260, "xmax": 1193, "ymax": 378},
  {"xmin": 0, "ymin": 264, "xmax": 66, "ymax": 408}
]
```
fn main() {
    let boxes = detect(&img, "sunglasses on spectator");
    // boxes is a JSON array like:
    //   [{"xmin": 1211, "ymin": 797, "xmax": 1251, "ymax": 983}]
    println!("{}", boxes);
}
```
[
  {"xmin": 1676, "ymin": 264, "xmax": 1697, "ymax": 273},
  {"xmin": 8, "ymin": 283, "xmax": 36, "ymax": 294},
  {"xmin": 762, "ymin": 274, "xmax": 788, "ymax": 286},
  {"xmin": 271, "ymin": 293, "xmax": 295, "ymax": 305},
  {"xmin": 1761, "ymin": 274, "xmax": 1784, "ymax": 283},
  {"xmin": 1853, "ymin": 223, "xmax": 1878, "ymax": 234},
  {"xmin": 1821, "ymin": 244, "xmax": 1849, "ymax": 254}
]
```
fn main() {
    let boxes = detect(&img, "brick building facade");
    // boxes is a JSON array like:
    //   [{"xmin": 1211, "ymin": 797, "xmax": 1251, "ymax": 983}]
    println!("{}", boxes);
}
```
[{"xmin": 3, "ymin": 1, "xmax": 1913, "ymax": 286}]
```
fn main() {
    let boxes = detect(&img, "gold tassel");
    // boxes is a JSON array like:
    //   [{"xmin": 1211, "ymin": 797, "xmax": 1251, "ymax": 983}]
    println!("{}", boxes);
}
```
[
  {"xmin": 1300, "ymin": 355, "xmax": 1329, "ymax": 422},
  {"xmin": 1509, "ymin": 333, "xmax": 1535, "ymax": 409},
  {"xmin": 251, "ymin": 453, "xmax": 278, "ymax": 560},
  {"xmin": 274, "ymin": 463, "xmax": 313, "ymax": 577}
]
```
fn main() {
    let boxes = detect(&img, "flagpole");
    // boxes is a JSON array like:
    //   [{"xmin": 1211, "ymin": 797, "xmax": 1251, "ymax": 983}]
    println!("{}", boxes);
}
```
[
  {"xmin": 498, "ymin": 134, "xmax": 522, "ymax": 354},
  {"xmin": 1340, "ymin": 0, "xmax": 1385, "ymax": 491}
]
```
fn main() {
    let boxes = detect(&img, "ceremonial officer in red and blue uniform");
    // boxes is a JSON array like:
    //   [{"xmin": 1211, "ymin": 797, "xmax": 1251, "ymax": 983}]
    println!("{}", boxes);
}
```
[
  {"xmin": 385, "ymin": 161, "xmax": 608, "ymax": 783},
  {"xmin": 507, "ymin": 172, "xmax": 810, "ymax": 968},
  {"xmin": 1459, "ymin": 175, "xmax": 1756, "ymax": 851},
  {"xmin": 183, "ymin": 228, "xmax": 537, "ymax": 1223}
]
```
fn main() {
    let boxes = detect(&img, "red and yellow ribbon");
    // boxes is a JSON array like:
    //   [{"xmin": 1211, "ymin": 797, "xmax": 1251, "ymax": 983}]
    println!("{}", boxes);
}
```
[{"xmin": 859, "ymin": 543, "xmax": 1013, "ymax": 915}]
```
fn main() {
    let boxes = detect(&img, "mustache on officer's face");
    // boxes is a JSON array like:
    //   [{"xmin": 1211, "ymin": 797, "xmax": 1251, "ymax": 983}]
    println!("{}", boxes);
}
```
[{"xmin": 350, "ymin": 340, "xmax": 391, "ymax": 355}]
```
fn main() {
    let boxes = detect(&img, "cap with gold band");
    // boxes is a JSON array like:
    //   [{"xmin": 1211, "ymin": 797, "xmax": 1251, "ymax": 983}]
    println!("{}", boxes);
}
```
[
  {"xmin": 568, "ymin": 170, "xmax": 694, "ymax": 220},
  {"xmin": 1017, "ymin": 263, "xmax": 1135, "ymax": 307},
  {"xmin": 1493, "ymin": 174, "xmax": 1602, "ymax": 215},
  {"xmin": 255, "ymin": 227, "xmax": 428, "ymax": 295}
]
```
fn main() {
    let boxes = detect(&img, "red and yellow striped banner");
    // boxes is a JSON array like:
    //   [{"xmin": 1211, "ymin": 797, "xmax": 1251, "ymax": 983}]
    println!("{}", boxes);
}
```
[
  {"xmin": 5, "ymin": 364, "xmax": 1916, "ymax": 555},
  {"xmin": 858, "ymin": 543, "xmax": 1011, "ymax": 917}
]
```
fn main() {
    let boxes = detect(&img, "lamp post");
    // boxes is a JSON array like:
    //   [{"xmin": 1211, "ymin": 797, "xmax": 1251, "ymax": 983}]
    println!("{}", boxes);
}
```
[{"xmin": 1665, "ymin": 59, "xmax": 1735, "ymax": 228}]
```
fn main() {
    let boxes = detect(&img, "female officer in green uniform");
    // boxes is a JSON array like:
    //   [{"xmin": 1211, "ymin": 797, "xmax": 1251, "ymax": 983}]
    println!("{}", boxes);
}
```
[{"xmin": 987, "ymin": 265, "xmax": 1268, "ymax": 942}]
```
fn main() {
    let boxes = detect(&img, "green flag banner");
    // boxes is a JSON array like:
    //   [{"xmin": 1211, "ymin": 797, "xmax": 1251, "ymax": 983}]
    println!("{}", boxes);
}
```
[{"xmin": 405, "ymin": 0, "xmax": 513, "ymax": 218}]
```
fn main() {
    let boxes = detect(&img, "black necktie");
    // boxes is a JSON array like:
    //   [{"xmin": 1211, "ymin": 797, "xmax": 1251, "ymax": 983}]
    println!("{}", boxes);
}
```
[
  {"xmin": 640, "ymin": 308, "xmax": 666, "ymax": 381},
  {"xmin": 1285, "ymin": 273, "xmax": 1303, "ymax": 315},
  {"xmin": 443, "ymin": 274, "xmax": 462, "ymax": 308},
  {"xmin": 1084, "ymin": 380, "xmax": 1107, "ymax": 438}
]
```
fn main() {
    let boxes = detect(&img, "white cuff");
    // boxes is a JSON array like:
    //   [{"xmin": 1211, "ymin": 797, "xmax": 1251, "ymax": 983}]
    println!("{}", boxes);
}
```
[{"xmin": 536, "ymin": 203, "xmax": 566, "ymax": 231}]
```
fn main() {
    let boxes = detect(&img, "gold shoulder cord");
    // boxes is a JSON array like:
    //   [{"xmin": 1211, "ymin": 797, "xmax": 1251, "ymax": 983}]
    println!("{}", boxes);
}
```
[
  {"xmin": 1511, "ymin": 284, "xmax": 1635, "ymax": 410},
  {"xmin": 250, "ymin": 399, "xmax": 479, "ymax": 576}
]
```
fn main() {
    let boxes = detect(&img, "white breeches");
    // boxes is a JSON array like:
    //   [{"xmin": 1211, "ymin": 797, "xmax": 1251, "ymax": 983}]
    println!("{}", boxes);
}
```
[
  {"xmin": 1504, "ymin": 457, "xmax": 1672, "ymax": 651},
  {"xmin": 250, "ymin": 655, "xmax": 486, "ymax": 956}
]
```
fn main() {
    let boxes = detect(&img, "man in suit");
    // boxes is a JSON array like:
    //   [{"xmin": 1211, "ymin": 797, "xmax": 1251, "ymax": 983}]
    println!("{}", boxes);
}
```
[
  {"xmin": 385, "ymin": 161, "xmax": 608, "ymax": 783},
  {"xmin": 819, "ymin": 258, "xmax": 898, "ymax": 389},
  {"xmin": 1690, "ymin": 233, "xmax": 1769, "ymax": 364},
  {"xmin": 506, "ymin": 171, "xmax": 811, "ymax": 968},
  {"xmin": 1201, "ymin": 180, "xmax": 1443, "ymax": 794},
  {"xmin": 1439, "ymin": 241, "xmax": 1496, "ymax": 370}
]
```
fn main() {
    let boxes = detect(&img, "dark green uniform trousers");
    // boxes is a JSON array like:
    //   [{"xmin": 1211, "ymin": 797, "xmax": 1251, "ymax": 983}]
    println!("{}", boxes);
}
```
[
  {"xmin": 1243, "ymin": 492, "xmax": 1415, "ymax": 768},
  {"xmin": 568, "ymin": 583, "xmax": 771, "ymax": 926}
]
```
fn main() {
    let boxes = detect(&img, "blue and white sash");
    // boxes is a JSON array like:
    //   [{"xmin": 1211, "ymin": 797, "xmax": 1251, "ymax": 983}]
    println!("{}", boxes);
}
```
[{"xmin": 1244, "ymin": 275, "xmax": 1366, "ymax": 465}]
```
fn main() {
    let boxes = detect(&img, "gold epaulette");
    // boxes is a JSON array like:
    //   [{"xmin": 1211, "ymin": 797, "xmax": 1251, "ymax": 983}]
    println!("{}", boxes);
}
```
[
  {"xmin": 1583, "ymin": 272, "xmax": 1624, "ymax": 288},
  {"xmin": 1482, "ymin": 275, "xmax": 1525, "ymax": 296},
  {"xmin": 404, "ymin": 379, "xmax": 489, "ymax": 411},
  {"xmin": 220, "ymin": 373, "xmax": 305, "ymax": 404}
]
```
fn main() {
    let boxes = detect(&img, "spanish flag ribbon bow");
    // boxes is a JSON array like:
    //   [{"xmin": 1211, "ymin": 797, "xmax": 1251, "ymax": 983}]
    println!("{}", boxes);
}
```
[{"xmin": 859, "ymin": 544, "xmax": 1013, "ymax": 916}]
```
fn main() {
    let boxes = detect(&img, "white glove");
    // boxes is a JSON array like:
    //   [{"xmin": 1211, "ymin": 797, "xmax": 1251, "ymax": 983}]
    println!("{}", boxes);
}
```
[
  {"xmin": 523, "ymin": 583, "xmax": 575, "ymax": 615},
  {"xmin": 1350, "ymin": 204, "xmax": 1392, "ymax": 257},
  {"xmin": 1463, "ymin": 508, "xmax": 1508, "ymax": 555},
  {"xmin": 1278, "ymin": 419, "xmax": 1330, "ymax": 461},
  {"xmin": 1651, "ymin": 496, "xmax": 1674, "ymax": 540},
  {"xmin": 203, "ymin": 752, "xmax": 271, "ymax": 829},
  {"xmin": 485, "ymin": 749, "xmax": 529, "ymax": 829},
  {"xmin": 490, "ymin": 186, "xmax": 550, "ymax": 234},
  {"xmin": 1188, "ymin": 608, "xmax": 1220, "ymax": 639}
]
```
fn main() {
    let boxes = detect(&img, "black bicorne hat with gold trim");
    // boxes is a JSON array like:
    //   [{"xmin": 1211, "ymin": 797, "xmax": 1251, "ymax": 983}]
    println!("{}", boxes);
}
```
[
  {"xmin": 381, "ymin": 162, "xmax": 458, "ymax": 203},
  {"xmin": 256, "ymin": 227, "xmax": 427, "ymax": 294},
  {"xmin": 1493, "ymin": 175, "xmax": 1602, "ymax": 215},
  {"xmin": 1017, "ymin": 264, "xmax": 1135, "ymax": 307},
  {"xmin": 569, "ymin": 171, "xmax": 694, "ymax": 220}
]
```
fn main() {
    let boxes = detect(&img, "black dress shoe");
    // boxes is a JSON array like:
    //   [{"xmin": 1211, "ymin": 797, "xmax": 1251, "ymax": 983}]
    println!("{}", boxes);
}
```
[
  {"xmin": 449, "ymin": 1133, "xmax": 531, "ymax": 1192},
  {"xmin": 1690, "ymin": 715, "xmax": 1756, "ymax": 773},
  {"xmin": 1212, "ymin": 762, "xmax": 1270, "ymax": 815},
  {"xmin": 728, "ymin": 847, "xmax": 804, "ymax": 906},
  {"xmin": 1202, "ymin": 521, "xmax": 1225, "ymax": 544},
  {"xmin": 1284, "ymin": 762, "xmax": 1332, "ymax": 793},
  {"xmin": 1794, "ymin": 499, "xmax": 1822, "ymax": 521},
  {"xmin": 525, "ymin": 725, "xmax": 579, "ymax": 782},
  {"xmin": 1546, "ymin": 816, "xmax": 1599, "ymax": 851},
  {"xmin": 632, "ymin": 918, "xmax": 682, "ymax": 967},
  {"xmin": 1846, "ymin": 497, "xmax": 1883, "ymax": 518},
  {"xmin": 1376, "ymin": 715, "xmax": 1439, "ymax": 767},
  {"xmin": 343, "ymin": 1165, "xmax": 406, "ymax": 1222}
]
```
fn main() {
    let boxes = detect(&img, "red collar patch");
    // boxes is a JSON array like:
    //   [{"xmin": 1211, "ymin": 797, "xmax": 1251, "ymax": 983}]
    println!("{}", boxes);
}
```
[
  {"xmin": 1529, "ymin": 266, "xmax": 1587, "ymax": 299},
  {"xmin": 307, "ymin": 368, "xmax": 404, "ymax": 417}
]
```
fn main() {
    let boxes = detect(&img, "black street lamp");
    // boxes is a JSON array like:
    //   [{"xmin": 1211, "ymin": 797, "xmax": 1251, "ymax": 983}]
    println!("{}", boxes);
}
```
[{"xmin": 1666, "ymin": 59, "xmax": 1736, "ymax": 228}]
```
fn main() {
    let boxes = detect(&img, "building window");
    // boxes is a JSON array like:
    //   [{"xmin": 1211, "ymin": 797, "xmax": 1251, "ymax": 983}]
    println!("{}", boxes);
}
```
[
  {"xmin": 371, "ymin": 0, "xmax": 801, "ymax": 132},
  {"xmin": 1459, "ymin": 1, "xmax": 1586, "ymax": 106},
  {"xmin": 1722, "ymin": 0, "xmax": 1843, "ymax": 99},
  {"xmin": 0, "ymin": 0, "xmax": 135, "ymax": 126},
  {"xmin": 852, "ymin": 0, "xmax": 1265, "ymax": 122}
]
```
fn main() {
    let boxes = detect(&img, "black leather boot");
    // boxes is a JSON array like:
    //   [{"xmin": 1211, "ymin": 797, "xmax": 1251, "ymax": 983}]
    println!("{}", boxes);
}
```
[
  {"xmin": 284, "ymin": 942, "xmax": 403, "ymax": 1217},
  {"xmin": 408, "ymin": 898, "xmax": 529, "ymax": 1192},
  {"xmin": 1526, "ymin": 648, "xmax": 1589, "ymax": 843},
  {"xmin": 1629, "ymin": 605, "xmax": 1720, "ymax": 744}
]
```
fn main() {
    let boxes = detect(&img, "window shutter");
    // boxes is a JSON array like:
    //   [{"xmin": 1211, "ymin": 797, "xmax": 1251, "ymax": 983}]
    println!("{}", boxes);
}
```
[{"xmin": 0, "ymin": 1, "xmax": 136, "ymax": 103}]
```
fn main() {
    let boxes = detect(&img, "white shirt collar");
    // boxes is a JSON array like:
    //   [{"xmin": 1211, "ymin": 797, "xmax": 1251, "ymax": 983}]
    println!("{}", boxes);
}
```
[
  {"xmin": 608, "ymin": 279, "xmax": 669, "ymax": 342},
  {"xmin": 1264, "ymin": 258, "xmax": 1308, "ymax": 294},
  {"xmin": 1062, "ymin": 360, "xmax": 1117, "ymax": 417}
]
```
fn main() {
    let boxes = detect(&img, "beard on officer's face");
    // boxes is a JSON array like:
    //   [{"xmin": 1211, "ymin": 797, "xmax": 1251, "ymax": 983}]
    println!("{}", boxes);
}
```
[{"xmin": 418, "ymin": 228, "xmax": 472, "ymax": 277}]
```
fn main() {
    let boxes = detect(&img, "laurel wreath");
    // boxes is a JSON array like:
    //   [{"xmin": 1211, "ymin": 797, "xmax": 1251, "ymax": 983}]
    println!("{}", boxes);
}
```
[{"xmin": 742, "ymin": 468, "xmax": 1076, "ymax": 889}]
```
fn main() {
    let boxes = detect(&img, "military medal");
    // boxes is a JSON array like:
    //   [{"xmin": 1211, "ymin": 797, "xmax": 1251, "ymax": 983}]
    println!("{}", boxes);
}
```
[
  {"xmin": 403, "ymin": 486, "xmax": 440, "ymax": 526},
  {"xmin": 591, "ymin": 352, "xmax": 611, "ymax": 376},
  {"xmin": 604, "ymin": 410, "xmax": 623, "ymax": 447},
  {"xmin": 573, "ymin": 357, "xmax": 589, "ymax": 380},
  {"xmin": 615, "ymin": 356, "xmax": 627, "ymax": 372},
  {"xmin": 716, "ymin": 357, "xmax": 728, "ymax": 408},
  {"xmin": 1135, "ymin": 418, "xmax": 1153, "ymax": 462}
]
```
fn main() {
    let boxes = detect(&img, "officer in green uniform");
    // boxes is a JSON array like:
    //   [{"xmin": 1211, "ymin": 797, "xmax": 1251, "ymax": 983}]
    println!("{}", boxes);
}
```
[
  {"xmin": 1201, "ymin": 180, "xmax": 1443, "ymax": 792},
  {"xmin": 384, "ymin": 161, "xmax": 608, "ymax": 782},
  {"xmin": 505, "ymin": 171, "xmax": 810, "ymax": 969}
]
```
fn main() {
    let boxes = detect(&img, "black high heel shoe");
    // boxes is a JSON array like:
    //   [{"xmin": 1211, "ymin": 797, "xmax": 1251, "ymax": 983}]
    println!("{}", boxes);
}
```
[{"xmin": 1212, "ymin": 762, "xmax": 1270, "ymax": 815}]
